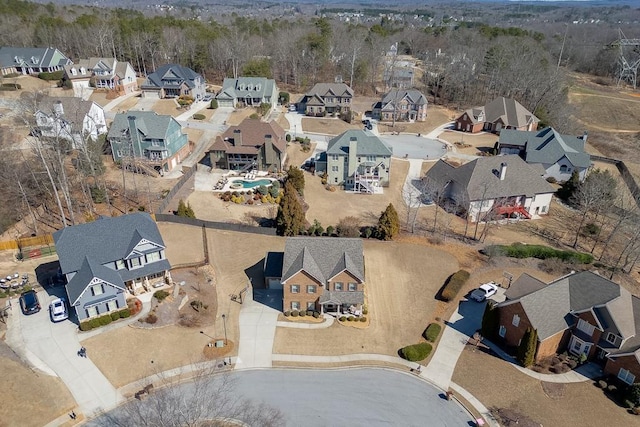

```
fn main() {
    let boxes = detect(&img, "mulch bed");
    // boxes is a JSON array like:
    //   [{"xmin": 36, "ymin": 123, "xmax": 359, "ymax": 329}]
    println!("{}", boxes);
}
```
[
  {"xmin": 541, "ymin": 382, "xmax": 566, "ymax": 400},
  {"xmin": 202, "ymin": 340, "xmax": 235, "ymax": 361},
  {"xmin": 491, "ymin": 408, "xmax": 541, "ymax": 427}
]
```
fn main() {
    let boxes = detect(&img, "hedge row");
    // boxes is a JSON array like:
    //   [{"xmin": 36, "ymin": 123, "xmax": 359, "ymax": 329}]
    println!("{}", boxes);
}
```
[
  {"xmin": 0, "ymin": 83, "xmax": 21, "ymax": 91},
  {"xmin": 441, "ymin": 270, "xmax": 470, "ymax": 302},
  {"xmin": 424, "ymin": 323, "xmax": 442, "ymax": 342},
  {"xmin": 38, "ymin": 70, "xmax": 64, "ymax": 81},
  {"xmin": 486, "ymin": 243, "xmax": 593, "ymax": 264},
  {"xmin": 401, "ymin": 342, "xmax": 433, "ymax": 362},
  {"xmin": 192, "ymin": 113, "xmax": 205, "ymax": 120},
  {"xmin": 80, "ymin": 308, "xmax": 130, "ymax": 331}
]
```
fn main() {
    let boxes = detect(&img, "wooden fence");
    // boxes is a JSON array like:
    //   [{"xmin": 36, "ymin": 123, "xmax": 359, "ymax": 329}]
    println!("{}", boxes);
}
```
[{"xmin": 0, "ymin": 234, "xmax": 54, "ymax": 251}]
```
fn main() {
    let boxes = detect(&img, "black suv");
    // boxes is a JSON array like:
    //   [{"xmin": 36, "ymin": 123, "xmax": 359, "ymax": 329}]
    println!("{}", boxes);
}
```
[{"xmin": 19, "ymin": 290, "xmax": 40, "ymax": 315}]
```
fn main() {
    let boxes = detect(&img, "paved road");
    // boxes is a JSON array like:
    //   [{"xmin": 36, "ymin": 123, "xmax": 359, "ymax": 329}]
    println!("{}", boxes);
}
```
[{"xmin": 88, "ymin": 368, "xmax": 474, "ymax": 427}]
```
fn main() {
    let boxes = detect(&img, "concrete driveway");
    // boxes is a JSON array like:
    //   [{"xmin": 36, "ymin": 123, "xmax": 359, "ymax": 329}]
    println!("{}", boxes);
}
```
[
  {"xmin": 235, "ymin": 288, "xmax": 279, "ymax": 369},
  {"xmin": 6, "ymin": 288, "xmax": 123, "ymax": 417}
]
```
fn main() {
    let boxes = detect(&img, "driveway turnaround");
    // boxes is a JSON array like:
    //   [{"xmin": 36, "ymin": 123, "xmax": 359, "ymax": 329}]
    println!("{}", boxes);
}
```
[
  {"xmin": 6, "ymin": 290, "xmax": 123, "ymax": 417},
  {"xmin": 89, "ymin": 368, "xmax": 474, "ymax": 426},
  {"xmin": 380, "ymin": 134, "xmax": 446, "ymax": 160}
]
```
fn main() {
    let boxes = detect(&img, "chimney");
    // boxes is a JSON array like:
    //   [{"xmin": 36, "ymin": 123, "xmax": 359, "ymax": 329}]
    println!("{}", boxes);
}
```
[
  {"xmin": 233, "ymin": 129, "xmax": 242, "ymax": 146},
  {"xmin": 581, "ymin": 130, "xmax": 588, "ymax": 145},
  {"xmin": 53, "ymin": 100, "xmax": 64, "ymax": 117},
  {"xmin": 499, "ymin": 162, "xmax": 507, "ymax": 181}
]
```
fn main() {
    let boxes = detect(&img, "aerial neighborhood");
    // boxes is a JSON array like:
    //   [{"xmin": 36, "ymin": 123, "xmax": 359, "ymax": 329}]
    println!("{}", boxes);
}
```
[{"xmin": 1, "ymin": 1, "xmax": 640, "ymax": 426}]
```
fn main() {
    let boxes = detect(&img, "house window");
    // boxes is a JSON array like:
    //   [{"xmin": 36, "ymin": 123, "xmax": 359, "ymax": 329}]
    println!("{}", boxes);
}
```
[
  {"xmin": 130, "ymin": 257, "xmax": 142, "ymax": 268},
  {"xmin": 115, "ymin": 260, "xmax": 125, "ymax": 270},
  {"xmin": 577, "ymin": 319, "xmax": 595, "ymax": 337},
  {"xmin": 91, "ymin": 284, "xmax": 104, "ymax": 296},
  {"xmin": 618, "ymin": 368, "xmax": 636, "ymax": 385},
  {"xmin": 348, "ymin": 283, "xmax": 357, "ymax": 291},
  {"xmin": 331, "ymin": 155, "xmax": 339, "ymax": 161},
  {"xmin": 560, "ymin": 165, "xmax": 568, "ymax": 173},
  {"xmin": 146, "ymin": 251, "xmax": 161, "ymax": 263},
  {"xmin": 307, "ymin": 285, "xmax": 316, "ymax": 294},
  {"xmin": 307, "ymin": 301, "xmax": 315, "ymax": 310},
  {"xmin": 86, "ymin": 306, "xmax": 98, "ymax": 318},
  {"xmin": 335, "ymin": 282, "xmax": 343, "ymax": 291},
  {"xmin": 512, "ymin": 314, "xmax": 520, "ymax": 327},
  {"xmin": 334, "ymin": 177, "xmax": 338, "ymax": 183},
  {"xmin": 291, "ymin": 301, "xmax": 300, "ymax": 310},
  {"xmin": 106, "ymin": 300, "xmax": 118, "ymax": 312},
  {"xmin": 332, "ymin": 166, "xmax": 338, "ymax": 172},
  {"xmin": 499, "ymin": 325, "xmax": 506, "ymax": 338},
  {"xmin": 606, "ymin": 332, "xmax": 618, "ymax": 345},
  {"xmin": 291, "ymin": 285, "xmax": 300, "ymax": 294}
]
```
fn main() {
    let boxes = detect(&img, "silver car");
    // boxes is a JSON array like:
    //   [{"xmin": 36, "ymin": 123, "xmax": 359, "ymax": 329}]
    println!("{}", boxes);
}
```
[{"xmin": 49, "ymin": 298, "xmax": 68, "ymax": 322}]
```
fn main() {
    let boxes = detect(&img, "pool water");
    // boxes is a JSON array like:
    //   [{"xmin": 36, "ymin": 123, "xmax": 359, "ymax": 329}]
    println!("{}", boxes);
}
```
[{"xmin": 232, "ymin": 179, "xmax": 273, "ymax": 189}]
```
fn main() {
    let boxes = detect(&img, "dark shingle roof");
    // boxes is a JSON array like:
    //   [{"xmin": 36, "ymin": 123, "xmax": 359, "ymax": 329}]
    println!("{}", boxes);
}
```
[
  {"xmin": 107, "ymin": 111, "xmax": 178, "ymax": 141},
  {"xmin": 211, "ymin": 118, "xmax": 286, "ymax": 154},
  {"xmin": 53, "ymin": 213, "xmax": 167, "ymax": 275},
  {"xmin": 66, "ymin": 257, "xmax": 125, "ymax": 305},
  {"xmin": 0, "ymin": 47, "xmax": 69, "ymax": 69},
  {"xmin": 326, "ymin": 130, "xmax": 393, "ymax": 157},
  {"xmin": 319, "ymin": 290, "xmax": 364, "ymax": 305},
  {"xmin": 142, "ymin": 63, "xmax": 202, "ymax": 90},
  {"xmin": 281, "ymin": 237, "xmax": 364, "ymax": 284},
  {"xmin": 499, "ymin": 127, "xmax": 591, "ymax": 169},
  {"xmin": 380, "ymin": 89, "xmax": 427, "ymax": 107},
  {"xmin": 424, "ymin": 155, "xmax": 555, "ymax": 201},
  {"xmin": 217, "ymin": 77, "xmax": 277, "ymax": 100},
  {"xmin": 484, "ymin": 97, "xmax": 539, "ymax": 128},
  {"xmin": 504, "ymin": 273, "xmax": 547, "ymax": 300}
]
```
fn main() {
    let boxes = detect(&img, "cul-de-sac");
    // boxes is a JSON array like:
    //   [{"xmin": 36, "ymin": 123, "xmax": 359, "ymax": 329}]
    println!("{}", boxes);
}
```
[{"xmin": 1, "ymin": 1, "xmax": 640, "ymax": 426}]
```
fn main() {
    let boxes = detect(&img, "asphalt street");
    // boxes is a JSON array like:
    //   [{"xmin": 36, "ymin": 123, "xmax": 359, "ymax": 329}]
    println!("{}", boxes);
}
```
[{"xmin": 88, "ymin": 368, "xmax": 474, "ymax": 427}]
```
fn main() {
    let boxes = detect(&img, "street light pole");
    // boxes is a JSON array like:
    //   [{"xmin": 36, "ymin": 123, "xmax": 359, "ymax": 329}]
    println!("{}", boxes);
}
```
[{"xmin": 221, "ymin": 314, "xmax": 228, "ymax": 345}]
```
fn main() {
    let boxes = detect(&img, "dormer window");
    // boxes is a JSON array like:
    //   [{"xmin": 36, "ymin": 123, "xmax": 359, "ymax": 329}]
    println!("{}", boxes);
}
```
[
  {"xmin": 256, "ymin": 84, "xmax": 261, "ymax": 91},
  {"xmin": 239, "ymin": 84, "xmax": 245, "ymax": 91},
  {"xmin": 80, "ymin": 67, "xmax": 86, "ymax": 75},
  {"xmin": 71, "ymin": 68, "xmax": 77, "ymax": 76}
]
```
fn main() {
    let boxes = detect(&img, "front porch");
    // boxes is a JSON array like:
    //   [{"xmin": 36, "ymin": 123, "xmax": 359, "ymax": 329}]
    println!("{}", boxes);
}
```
[
  {"xmin": 319, "ymin": 290, "xmax": 365, "ymax": 317},
  {"xmin": 125, "ymin": 270, "xmax": 172, "ymax": 296}
]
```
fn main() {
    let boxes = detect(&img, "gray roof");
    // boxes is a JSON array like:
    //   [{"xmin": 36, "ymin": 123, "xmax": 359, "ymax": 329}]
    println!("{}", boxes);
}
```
[
  {"xmin": 326, "ymin": 130, "xmax": 393, "ymax": 157},
  {"xmin": 107, "ymin": 111, "xmax": 178, "ymax": 140},
  {"xmin": 504, "ymin": 273, "xmax": 547, "ymax": 300},
  {"xmin": 281, "ymin": 237, "xmax": 364, "ymax": 284},
  {"xmin": 217, "ymin": 77, "xmax": 277, "ymax": 100},
  {"xmin": 319, "ymin": 290, "xmax": 364, "ymax": 306},
  {"xmin": 484, "ymin": 96, "xmax": 538, "ymax": 128},
  {"xmin": 142, "ymin": 63, "xmax": 202, "ymax": 89},
  {"xmin": 53, "ymin": 213, "xmax": 167, "ymax": 275},
  {"xmin": 264, "ymin": 252, "xmax": 284, "ymax": 279},
  {"xmin": 0, "ymin": 47, "xmax": 69, "ymax": 69},
  {"xmin": 380, "ymin": 89, "xmax": 427, "ymax": 110},
  {"xmin": 499, "ymin": 127, "xmax": 591, "ymax": 169},
  {"xmin": 424, "ymin": 155, "xmax": 555, "ymax": 201},
  {"xmin": 303, "ymin": 83, "xmax": 354, "ymax": 106},
  {"xmin": 66, "ymin": 257, "xmax": 125, "ymax": 305},
  {"xmin": 498, "ymin": 271, "xmax": 638, "ymax": 341},
  {"xmin": 36, "ymin": 95, "xmax": 95, "ymax": 123}
]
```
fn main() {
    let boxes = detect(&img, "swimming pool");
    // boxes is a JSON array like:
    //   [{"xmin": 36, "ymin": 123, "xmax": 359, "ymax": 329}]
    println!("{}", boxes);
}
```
[{"xmin": 230, "ymin": 179, "xmax": 274, "ymax": 189}]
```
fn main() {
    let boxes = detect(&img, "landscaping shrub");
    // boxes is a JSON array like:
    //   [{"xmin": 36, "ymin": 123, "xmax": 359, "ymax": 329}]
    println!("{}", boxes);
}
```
[
  {"xmin": 119, "ymin": 308, "xmax": 131, "ymax": 318},
  {"xmin": 291, "ymin": 310, "xmax": 299, "ymax": 317},
  {"xmin": 440, "ymin": 270, "xmax": 470, "ymax": 302},
  {"xmin": 89, "ymin": 318, "xmax": 101, "ymax": 329},
  {"xmin": 193, "ymin": 113, "xmax": 205, "ymax": 120},
  {"xmin": 362, "ymin": 306, "xmax": 368, "ymax": 315},
  {"xmin": 401, "ymin": 342, "xmax": 433, "ymax": 362},
  {"xmin": 339, "ymin": 316, "xmax": 347, "ymax": 322},
  {"xmin": 567, "ymin": 359, "xmax": 578, "ymax": 369},
  {"xmin": 284, "ymin": 310, "xmax": 291, "ymax": 317},
  {"xmin": 0, "ymin": 83, "xmax": 20, "ymax": 90},
  {"xmin": 80, "ymin": 321, "xmax": 93, "ymax": 331},
  {"xmin": 98, "ymin": 315, "xmax": 113, "ymax": 326},
  {"xmin": 546, "ymin": 176, "xmax": 557, "ymax": 184},
  {"xmin": 154, "ymin": 290, "xmax": 170, "ymax": 302},
  {"xmin": 359, "ymin": 316, "xmax": 366, "ymax": 322},
  {"xmin": 424, "ymin": 323, "xmax": 442, "ymax": 342},
  {"xmin": 209, "ymin": 99, "xmax": 218, "ymax": 109},
  {"xmin": 111, "ymin": 312, "xmax": 121, "ymax": 321},
  {"xmin": 145, "ymin": 313, "xmax": 158, "ymax": 324},
  {"xmin": 299, "ymin": 310, "xmax": 307, "ymax": 317},
  {"xmin": 607, "ymin": 384, "xmax": 618, "ymax": 393},
  {"xmin": 597, "ymin": 380, "xmax": 608, "ymax": 389},
  {"xmin": 485, "ymin": 243, "xmax": 593, "ymax": 264},
  {"xmin": 313, "ymin": 311, "xmax": 320, "ymax": 318},
  {"xmin": 38, "ymin": 70, "xmax": 64, "ymax": 81}
]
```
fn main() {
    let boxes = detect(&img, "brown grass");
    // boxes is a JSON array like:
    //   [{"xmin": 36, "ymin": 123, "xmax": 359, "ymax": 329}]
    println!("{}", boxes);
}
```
[
  {"xmin": 453, "ymin": 346, "xmax": 639, "ymax": 427},
  {"xmin": 301, "ymin": 117, "xmax": 362, "ymax": 134},
  {"xmin": 438, "ymin": 130, "xmax": 498, "ymax": 155},
  {"xmin": 226, "ymin": 108, "xmax": 259, "ymax": 126},
  {"xmin": 152, "ymin": 99, "xmax": 181, "ymax": 117},
  {"xmin": 376, "ymin": 105, "xmax": 456, "ymax": 135}
]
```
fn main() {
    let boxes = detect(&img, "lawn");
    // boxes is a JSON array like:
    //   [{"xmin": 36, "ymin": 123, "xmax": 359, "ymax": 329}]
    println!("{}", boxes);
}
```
[
  {"xmin": 376, "ymin": 105, "xmax": 456, "ymax": 135},
  {"xmin": 152, "ymin": 99, "xmax": 181, "ymax": 117},
  {"xmin": 301, "ymin": 117, "xmax": 362, "ymax": 134},
  {"xmin": 453, "ymin": 346, "xmax": 640, "ymax": 426},
  {"xmin": 272, "ymin": 240, "xmax": 459, "ymax": 356},
  {"xmin": 438, "ymin": 130, "xmax": 498, "ymax": 155}
]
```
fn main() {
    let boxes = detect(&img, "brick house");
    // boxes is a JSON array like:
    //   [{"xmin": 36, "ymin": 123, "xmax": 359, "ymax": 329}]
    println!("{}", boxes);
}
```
[
  {"xmin": 495, "ymin": 271, "xmax": 640, "ymax": 385},
  {"xmin": 264, "ymin": 237, "xmax": 365, "ymax": 314},
  {"xmin": 455, "ymin": 97, "xmax": 539, "ymax": 134},
  {"xmin": 297, "ymin": 82, "xmax": 354, "ymax": 116},
  {"xmin": 371, "ymin": 89, "xmax": 428, "ymax": 122}
]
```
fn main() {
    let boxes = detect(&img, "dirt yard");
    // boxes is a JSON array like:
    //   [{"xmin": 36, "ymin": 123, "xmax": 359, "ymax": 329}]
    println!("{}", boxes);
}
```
[
  {"xmin": 376, "ymin": 105, "xmax": 456, "ymax": 135},
  {"xmin": 439, "ymin": 130, "xmax": 498, "ymax": 155},
  {"xmin": 273, "ymin": 240, "xmax": 459, "ymax": 356},
  {"xmin": 453, "ymin": 346, "xmax": 640, "ymax": 427}
]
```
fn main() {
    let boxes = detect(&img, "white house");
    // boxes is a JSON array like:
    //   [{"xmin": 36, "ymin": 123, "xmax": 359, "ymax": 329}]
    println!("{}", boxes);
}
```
[
  {"xmin": 423, "ymin": 155, "xmax": 555, "ymax": 222},
  {"xmin": 63, "ymin": 57, "xmax": 138, "ymax": 98}
]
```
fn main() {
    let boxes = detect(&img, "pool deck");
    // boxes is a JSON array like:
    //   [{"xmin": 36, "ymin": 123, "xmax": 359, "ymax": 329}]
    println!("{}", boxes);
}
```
[{"xmin": 213, "ymin": 171, "xmax": 276, "ymax": 192}]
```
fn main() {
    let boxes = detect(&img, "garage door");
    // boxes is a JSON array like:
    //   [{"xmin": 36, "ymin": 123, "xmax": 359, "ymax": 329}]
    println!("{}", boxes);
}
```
[{"xmin": 267, "ymin": 279, "xmax": 282, "ymax": 290}]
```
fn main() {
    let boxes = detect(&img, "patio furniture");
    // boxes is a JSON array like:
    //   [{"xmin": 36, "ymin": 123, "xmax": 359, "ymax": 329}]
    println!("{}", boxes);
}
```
[
  {"xmin": 13, "ymin": 273, "xmax": 18, "ymax": 279},
  {"xmin": 0, "ymin": 283, "xmax": 9, "ymax": 290},
  {"xmin": 10, "ymin": 282, "xmax": 21, "ymax": 289}
]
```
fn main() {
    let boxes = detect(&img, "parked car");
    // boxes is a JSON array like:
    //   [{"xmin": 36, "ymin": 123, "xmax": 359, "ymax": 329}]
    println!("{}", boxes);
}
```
[
  {"xmin": 19, "ymin": 290, "xmax": 41, "ymax": 315},
  {"xmin": 202, "ymin": 94, "xmax": 213, "ymax": 102},
  {"xmin": 470, "ymin": 282, "xmax": 498, "ymax": 302},
  {"xmin": 49, "ymin": 297, "xmax": 68, "ymax": 322},
  {"xmin": 288, "ymin": 104, "xmax": 296, "ymax": 112}
]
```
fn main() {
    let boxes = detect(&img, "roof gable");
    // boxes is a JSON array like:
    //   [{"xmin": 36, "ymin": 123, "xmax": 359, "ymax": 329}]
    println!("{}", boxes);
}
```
[{"xmin": 66, "ymin": 257, "xmax": 125, "ymax": 305}]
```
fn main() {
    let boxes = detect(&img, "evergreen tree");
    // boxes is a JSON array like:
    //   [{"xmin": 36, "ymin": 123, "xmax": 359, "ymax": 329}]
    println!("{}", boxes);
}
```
[
  {"xmin": 176, "ymin": 199, "xmax": 188, "ymax": 217},
  {"xmin": 480, "ymin": 300, "xmax": 499, "ymax": 340},
  {"xmin": 557, "ymin": 170, "xmax": 580, "ymax": 201},
  {"xmin": 517, "ymin": 327, "xmax": 538, "ymax": 367},
  {"xmin": 377, "ymin": 203, "xmax": 400, "ymax": 240},
  {"xmin": 286, "ymin": 166, "xmax": 305, "ymax": 195},
  {"xmin": 185, "ymin": 202, "xmax": 196, "ymax": 218},
  {"xmin": 276, "ymin": 181, "xmax": 306, "ymax": 236}
]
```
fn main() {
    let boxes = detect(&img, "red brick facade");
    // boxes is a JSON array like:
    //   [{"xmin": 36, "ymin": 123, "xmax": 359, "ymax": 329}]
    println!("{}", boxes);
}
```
[
  {"xmin": 604, "ymin": 355, "xmax": 640, "ymax": 385},
  {"xmin": 455, "ymin": 113, "xmax": 484, "ymax": 133},
  {"xmin": 282, "ymin": 271, "xmax": 322, "ymax": 312}
]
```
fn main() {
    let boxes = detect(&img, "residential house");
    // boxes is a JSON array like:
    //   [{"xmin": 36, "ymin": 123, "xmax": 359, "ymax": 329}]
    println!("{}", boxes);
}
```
[
  {"xmin": 63, "ymin": 57, "xmax": 137, "ymax": 97},
  {"xmin": 383, "ymin": 59, "xmax": 415, "ymax": 89},
  {"xmin": 53, "ymin": 213, "xmax": 171, "ymax": 322},
  {"xmin": 371, "ymin": 89, "xmax": 428, "ymax": 122},
  {"xmin": 108, "ymin": 111, "xmax": 190, "ymax": 173},
  {"xmin": 455, "ymin": 96, "xmax": 539, "ymax": 134},
  {"xmin": 208, "ymin": 118, "xmax": 286, "ymax": 172},
  {"xmin": 264, "ymin": 237, "xmax": 365, "ymax": 314},
  {"xmin": 0, "ymin": 47, "xmax": 71, "ymax": 76},
  {"xmin": 216, "ymin": 77, "xmax": 279, "ymax": 109},
  {"xmin": 34, "ymin": 95, "xmax": 107, "ymax": 149},
  {"xmin": 423, "ymin": 155, "xmax": 555, "ymax": 222},
  {"xmin": 315, "ymin": 130, "xmax": 393, "ymax": 193},
  {"xmin": 297, "ymin": 83, "xmax": 354, "ymax": 116},
  {"xmin": 140, "ymin": 63, "xmax": 205, "ymax": 100},
  {"xmin": 498, "ymin": 127, "xmax": 591, "ymax": 182},
  {"xmin": 496, "ymin": 271, "xmax": 640, "ymax": 385}
]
